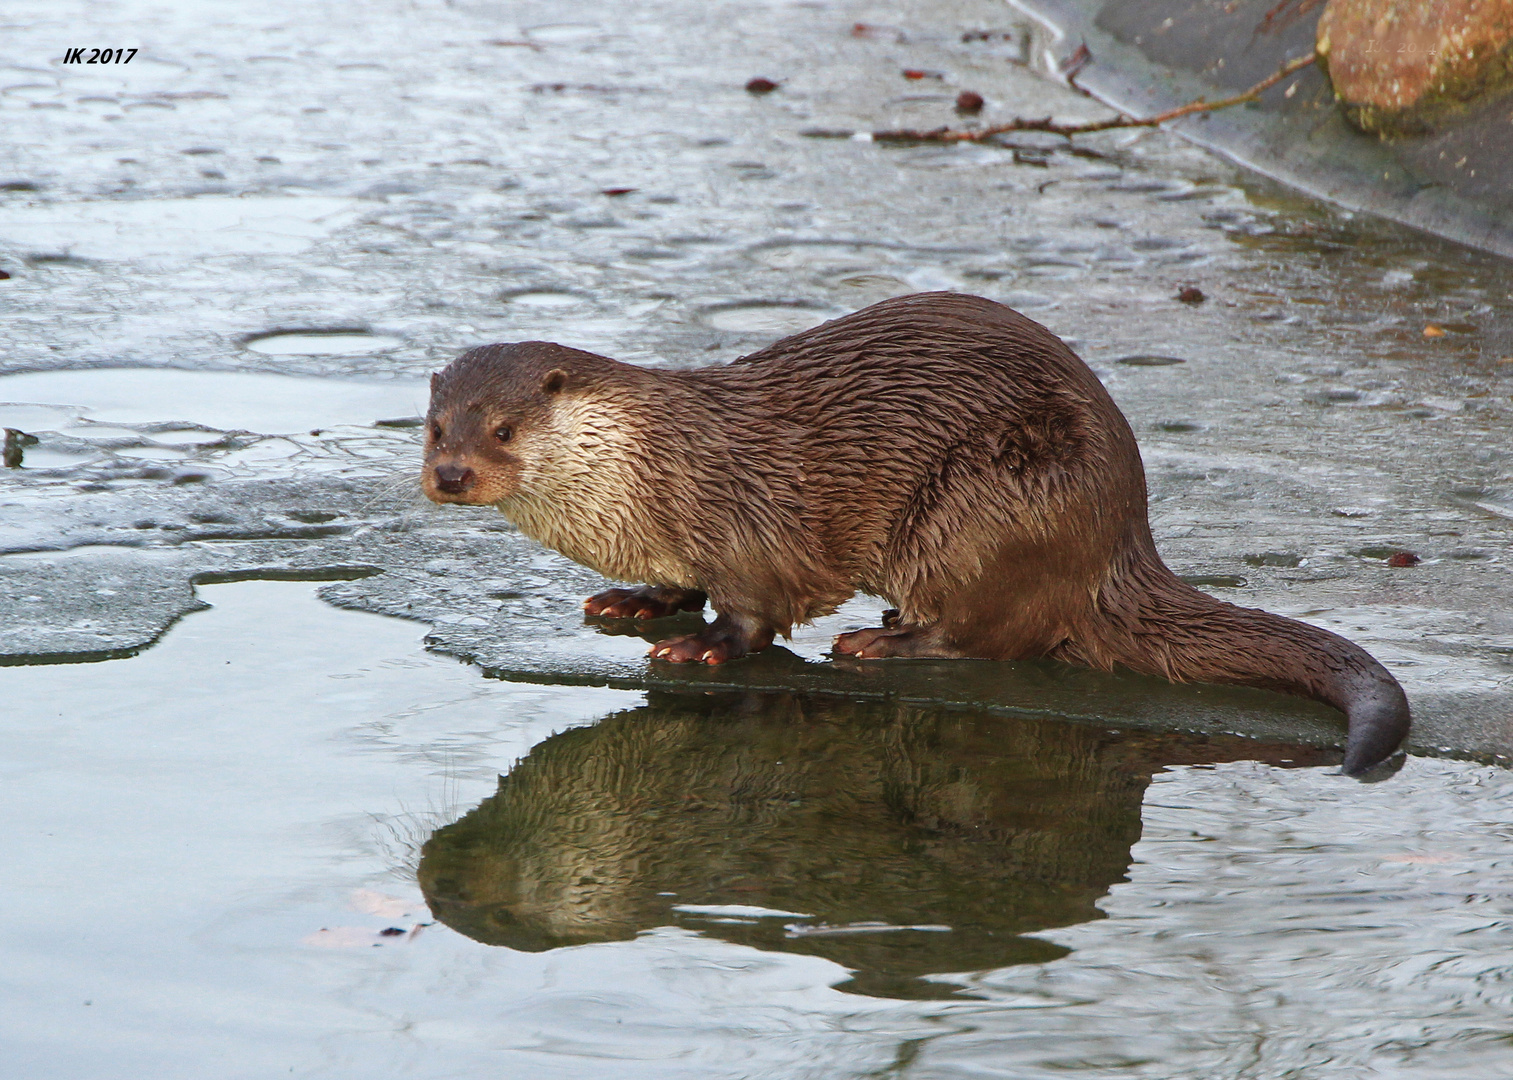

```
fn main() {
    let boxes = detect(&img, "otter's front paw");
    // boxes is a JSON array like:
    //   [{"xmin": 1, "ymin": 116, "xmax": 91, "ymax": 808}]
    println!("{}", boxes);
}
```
[
  {"xmin": 647, "ymin": 612, "xmax": 775, "ymax": 665},
  {"xmin": 648, "ymin": 633, "xmax": 741, "ymax": 664},
  {"xmin": 585, "ymin": 585, "xmax": 707, "ymax": 620}
]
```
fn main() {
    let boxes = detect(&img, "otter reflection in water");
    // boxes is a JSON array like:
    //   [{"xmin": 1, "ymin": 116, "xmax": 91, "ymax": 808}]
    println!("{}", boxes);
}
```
[{"xmin": 419, "ymin": 693, "xmax": 1331, "ymax": 998}]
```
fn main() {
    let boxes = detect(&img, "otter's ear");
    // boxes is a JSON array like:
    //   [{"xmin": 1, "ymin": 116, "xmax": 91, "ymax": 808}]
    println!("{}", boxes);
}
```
[{"xmin": 540, "ymin": 368, "xmax": 569, "ymax": 394}]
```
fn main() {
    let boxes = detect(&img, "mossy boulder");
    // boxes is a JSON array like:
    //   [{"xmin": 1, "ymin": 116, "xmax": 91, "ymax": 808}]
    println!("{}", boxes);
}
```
[{"xmin": 1318, "ymin": 0, "xmax": 1513, "ymax": 134}]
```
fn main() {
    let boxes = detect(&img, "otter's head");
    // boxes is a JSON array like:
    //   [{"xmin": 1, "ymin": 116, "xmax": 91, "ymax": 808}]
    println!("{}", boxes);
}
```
[
  {"xmin": 423, "ymin": 341, "xmax": 683, "ymax": 583},
  {"xmin": 422, "ymin": 341, "xmax": 598, "ymax": 506}
]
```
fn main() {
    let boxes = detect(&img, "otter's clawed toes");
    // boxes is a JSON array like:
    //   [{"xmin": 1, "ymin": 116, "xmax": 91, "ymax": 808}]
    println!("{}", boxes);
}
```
[
  {"xmin": 833, "ymin": 625, "xmax": 963, "ymax": 659},
  {"xmin": 648, "ymin": 634, "xmax": 737, "ymax": 664},
  {"xmin": 647, "ymin": 612, "xmax": 775, "ymax": 665},
  {"xmin": 585, "ymin": 585, "xmax": 707, "ymax": 620},
  {"xmin": 833, "ymin": 627, "xmax": 903, "ymax": 658},
  {"xmin": 594, "ymin": 596, "xmax": 670, "ymax": 619},
  {"xmin": 584, "ymin": 588, "xmax": 647, "ymax": 618}
]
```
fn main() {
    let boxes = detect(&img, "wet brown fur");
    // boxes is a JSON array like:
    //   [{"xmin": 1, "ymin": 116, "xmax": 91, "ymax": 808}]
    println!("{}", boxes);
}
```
[{"xmin": 423, "ymin": 293, "xmax": 1410, "ymax": 774}]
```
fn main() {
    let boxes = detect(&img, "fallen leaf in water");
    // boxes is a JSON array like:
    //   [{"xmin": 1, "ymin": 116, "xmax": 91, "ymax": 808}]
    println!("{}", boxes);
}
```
[{"xmin": 955, "ymin": 90, "xmax": 984, "ymax": 113}]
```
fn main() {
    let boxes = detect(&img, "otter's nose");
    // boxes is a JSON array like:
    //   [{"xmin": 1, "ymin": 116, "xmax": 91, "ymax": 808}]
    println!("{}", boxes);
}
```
[{"xmin": 433, "ymin": 463, "xmax": 476, "ymax": 495}]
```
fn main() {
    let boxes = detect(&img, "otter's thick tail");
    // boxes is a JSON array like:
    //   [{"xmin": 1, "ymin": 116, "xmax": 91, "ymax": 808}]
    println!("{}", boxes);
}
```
[{"xmin": 1080, "ymin": 543, "xmax": 1410, "ymax": 776}]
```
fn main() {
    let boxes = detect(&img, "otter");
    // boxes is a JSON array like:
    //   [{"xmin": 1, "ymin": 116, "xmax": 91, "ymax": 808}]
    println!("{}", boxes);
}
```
[{"xmin": 422, "ymin": 292, "xmax": 1410, "ymax": 775}]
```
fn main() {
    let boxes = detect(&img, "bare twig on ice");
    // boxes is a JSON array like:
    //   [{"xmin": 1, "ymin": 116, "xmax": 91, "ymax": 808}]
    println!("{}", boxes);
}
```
[{"xmin": 870, "ymin": 52, "xmax": 1317, "ymax": 143}]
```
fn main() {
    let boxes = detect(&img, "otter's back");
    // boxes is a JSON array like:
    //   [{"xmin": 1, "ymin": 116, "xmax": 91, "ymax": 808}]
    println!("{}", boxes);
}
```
[{"xmin": 698, "ymin": 293, "xmax": 1148, "ymax": 586}]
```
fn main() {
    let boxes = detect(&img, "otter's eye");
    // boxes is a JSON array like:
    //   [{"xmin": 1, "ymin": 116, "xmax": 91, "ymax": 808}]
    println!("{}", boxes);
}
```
[
  {"xmin": 429, "ymin": 423, "xmax": 443, "ymax": 442},
  {"xmin": 494, "ymin": 425, "xmax": 513, "ymax": 444}
]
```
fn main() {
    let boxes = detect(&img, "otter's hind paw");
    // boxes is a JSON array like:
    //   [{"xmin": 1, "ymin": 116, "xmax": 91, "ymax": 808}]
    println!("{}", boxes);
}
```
[{"xmin": 833, "ymin": 625, "xmax": 963, "ymax": 659}]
